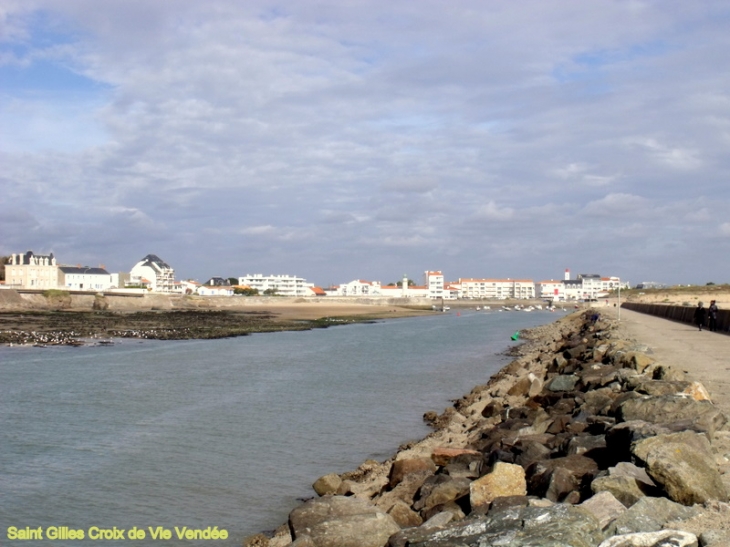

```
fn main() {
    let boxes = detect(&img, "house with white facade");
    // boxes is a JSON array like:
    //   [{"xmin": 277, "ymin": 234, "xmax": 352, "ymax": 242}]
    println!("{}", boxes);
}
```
[
  {"xmin": 238, "ymin": 274, "xmax": 312, "ymax": 297},
  {"xmin": 129, "ymin": 254, "xmax": 175, "ymax": 293},
  {"xmin": 197, "ymin": 285, "xmax": 234, "ymax": 296},
  {"xmin": 5, "ymin": 251, "xmax": 58, "ymax": 289},
  {"xmin": 58, "ymin": 266, "xmax": 113, "ymax": 291}
]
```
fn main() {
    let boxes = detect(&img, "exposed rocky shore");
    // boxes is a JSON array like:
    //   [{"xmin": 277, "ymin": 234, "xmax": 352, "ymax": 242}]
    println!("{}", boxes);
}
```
[
  {"xmin": 0, "ymin": 309, "xmax": 378, "ymax": 346},
  {"xmin": 244, "ymin": 309, "xmax": 730, "ymax": 547}
]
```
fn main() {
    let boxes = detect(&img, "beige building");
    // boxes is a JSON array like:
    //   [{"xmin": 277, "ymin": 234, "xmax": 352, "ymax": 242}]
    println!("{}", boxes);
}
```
[{"xmin": 5, "ymin": 251, "xmax": 59, "ymax": 289}]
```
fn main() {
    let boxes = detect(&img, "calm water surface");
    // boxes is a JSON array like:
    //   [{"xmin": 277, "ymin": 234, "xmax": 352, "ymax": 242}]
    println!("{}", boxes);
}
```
[{"xmin": 0, "ymin": 309, "xmax": 562, "ymax": 545}]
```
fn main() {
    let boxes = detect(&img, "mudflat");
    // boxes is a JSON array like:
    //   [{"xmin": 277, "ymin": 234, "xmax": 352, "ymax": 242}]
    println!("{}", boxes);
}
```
[{"xmin": 0, "ymin": 303, "xmax": 433, "ymax": 346}]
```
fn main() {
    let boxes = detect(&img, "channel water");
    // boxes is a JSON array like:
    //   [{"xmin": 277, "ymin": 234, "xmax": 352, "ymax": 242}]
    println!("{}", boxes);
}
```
[{"xmin": 0, "ymin": 309, "xmax": 562, "ymax": 545}]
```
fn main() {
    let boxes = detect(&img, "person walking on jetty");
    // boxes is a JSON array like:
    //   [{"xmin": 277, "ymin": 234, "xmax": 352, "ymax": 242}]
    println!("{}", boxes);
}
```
[
  {"xmin": 694, "ymin": 301, "xmax": 707, "ymax": 331},
  {"xmin": 708, "ymin": 300, "xmax": 719, "ymax": 332}
]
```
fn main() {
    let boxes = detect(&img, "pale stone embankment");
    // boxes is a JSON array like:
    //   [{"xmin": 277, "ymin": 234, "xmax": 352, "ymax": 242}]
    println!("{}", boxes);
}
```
[{"xmin": 244, "ymin": 309, "xmax": 730, "ymax": 547}]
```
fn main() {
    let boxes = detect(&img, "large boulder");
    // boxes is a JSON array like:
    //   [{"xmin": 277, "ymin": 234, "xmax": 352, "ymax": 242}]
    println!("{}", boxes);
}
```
[
  {"xmin": 616, "ymin": 395, "xmax": 726, "ymax": 436},
  {"xmin": 388, "ymin": 458, "xmax": 436, "ymax": 488},
  {"xmin": 526, "ymin": 454, "xmax": 599, "ymax": 502},
  {"xmin": 313, "ymin": 473, "xmax": 343, "ymax": 496},
  {"xmin": 413, "ymin": 476, "xmax": 471, "ymax": 514},
  {"xmin": 591, "ymin": 462, "xmax": 658, "ymax": 507},
  {"xmin": 289, "ymin": 496, "xmax": 400, "ymax": 547},
  {"xmin": 606, "ymin": 496, "xmax": 700, "ymax": 536},
  {"xmin": 598, "ymin": 530, "xmax": 698, "ymax": 547},
  {"xmin": 632, "ymin": 432, "xmax": 728, "ymax": 505},
  {"xmin": 469, "ymin": 462, "xmax": 526, "ymax": 509},
  {"xmin": 388, "ymin": 504, "xmax": 603, "ymax": 547},
  {"xmin": 579, "ymin": 491, "xmax": 627, "ymax": 530}
]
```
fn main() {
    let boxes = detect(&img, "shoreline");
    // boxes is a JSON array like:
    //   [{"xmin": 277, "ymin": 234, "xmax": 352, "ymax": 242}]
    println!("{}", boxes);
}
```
[
  {"xmin": 0, "ymin": 289, "xmax": 574, "ymax": 347},
  {"xmin": 244, "ymin": 308, "xmax": 730, "ymax": 546},
  {"xmin": 0, "ymin": 306, "xmax": 434, "ymax": 347}
]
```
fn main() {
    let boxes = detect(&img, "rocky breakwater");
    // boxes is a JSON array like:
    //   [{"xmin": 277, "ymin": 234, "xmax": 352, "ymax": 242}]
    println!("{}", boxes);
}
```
[{"xmin": 245, "ymin": 311, "xmax": 730, "ymax": 547}]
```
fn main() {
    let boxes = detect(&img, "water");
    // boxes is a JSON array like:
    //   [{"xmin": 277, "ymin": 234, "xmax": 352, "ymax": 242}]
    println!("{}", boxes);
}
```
[{"xmin": 0, "ymin": 309, "xmax": 561, "ymax": 545}]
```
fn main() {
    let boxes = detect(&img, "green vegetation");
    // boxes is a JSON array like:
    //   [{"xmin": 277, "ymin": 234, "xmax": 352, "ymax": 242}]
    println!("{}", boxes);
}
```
[
  {"xmin": 0, "ymin": 255, "xmax": 9, "ymax": 281},
  {"xmin": 234, "ymin": 287, "xmax": 259, "ymax": 296},
  {"xmin": 42, "ymin": 289, "xmax": 70, "ymax": 298},
  {"xmin": 263, "ymin": 288, "xmax": 279, "ymax": 296},
  {"xmin": 388, "ymin": 279, "xmax": 416, "ymax": 287}
]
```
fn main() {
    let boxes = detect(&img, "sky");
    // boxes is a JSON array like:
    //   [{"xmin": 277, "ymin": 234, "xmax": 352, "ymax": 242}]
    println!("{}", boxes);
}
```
[{"xmin": 2, "ymin": 1, "xmax": 730, "ymax": 287}]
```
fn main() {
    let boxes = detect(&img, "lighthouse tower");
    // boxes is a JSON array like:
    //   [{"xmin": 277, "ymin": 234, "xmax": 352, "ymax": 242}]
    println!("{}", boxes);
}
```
[
  {"xmin": 564, "ymin": 268, "xmax": 570, "ymax": 281},
  {"xmin": 402, "ymin": 274, "xmax": 409, "ymax": 297}
]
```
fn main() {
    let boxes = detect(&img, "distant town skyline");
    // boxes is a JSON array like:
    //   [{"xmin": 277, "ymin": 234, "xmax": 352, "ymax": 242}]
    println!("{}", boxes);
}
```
[{"xmin": 3, "ymin": 2, "xmax": 730, "ymax": 286}]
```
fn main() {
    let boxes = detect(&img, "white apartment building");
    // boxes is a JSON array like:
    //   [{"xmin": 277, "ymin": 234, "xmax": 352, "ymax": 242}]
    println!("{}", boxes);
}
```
[
  {"xmin": 536, "ymin": 280, "xmax": 565, "ymax": 300},
  {"xmin": 538, "ymin": 270, "xmax": 628, "ymax": 301},
  {"xmin": 5, "ymin": 251, "xmax": 58, "ymax": 289},
  {"xmin": 425, "ymin": 271, "xmax": 444, "ymax": 299},
  {"xmin": 458, "ymin": 278, "xmax": 536, "ymax": 299},
  {"xmin": 58, "ymin": 266, "xmax": 113, "ymax": 291},
  {"xmin": 130, "ymin": 254, "xmax": 176, "ymax": 293},
  {"xmin": 238, "ymin": 274, "xmax": 312, "ymax": 297}
]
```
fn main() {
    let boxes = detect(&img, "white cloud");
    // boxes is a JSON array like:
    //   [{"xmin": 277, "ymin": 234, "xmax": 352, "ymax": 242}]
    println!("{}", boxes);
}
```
[
  {"xmin": 2, "ymin": 1, "xmax": 730, "ymax": 284},
  {"xmin": 474, "ymin": 201, "xmax": 515, "ymax": 221}
]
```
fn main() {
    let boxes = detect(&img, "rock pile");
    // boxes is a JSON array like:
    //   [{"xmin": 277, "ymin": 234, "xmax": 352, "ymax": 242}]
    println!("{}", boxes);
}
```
[{"xmin": 246, "ymin": 310, "xmax": 730, "ymax": 547}]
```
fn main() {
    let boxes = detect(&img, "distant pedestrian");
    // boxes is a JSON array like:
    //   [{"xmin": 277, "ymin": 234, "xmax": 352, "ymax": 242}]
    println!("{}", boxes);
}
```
[
  {"xmin": 708, "ymin": 300, "xmax": 719, "ymax": 332},
  {"xmin": 694, "ymin": 302, "xmax": 706, "ymax": 331}
]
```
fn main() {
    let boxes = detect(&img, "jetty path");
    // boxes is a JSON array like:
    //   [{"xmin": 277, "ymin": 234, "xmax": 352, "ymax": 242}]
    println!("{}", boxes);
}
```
[{"xmin": 605, "ymin": 306, "xmax": 730, "ymax": 416}]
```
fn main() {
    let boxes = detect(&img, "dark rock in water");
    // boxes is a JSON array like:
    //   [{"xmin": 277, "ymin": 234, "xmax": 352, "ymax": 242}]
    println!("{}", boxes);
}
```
[
  {"xmin": 387, "ymin": 504, "xmax": 603, "ymax": 547},
  {"xmin": 312, "ymin": 473, "xmax": 343, "ymax": 496},
  {"xmin": 288, "ymin": 495, "xmax": 399, "ymax": 547}
]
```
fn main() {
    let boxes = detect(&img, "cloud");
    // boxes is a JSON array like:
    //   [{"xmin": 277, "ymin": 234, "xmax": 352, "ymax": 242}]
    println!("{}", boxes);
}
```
[
  {"xmin": 2, "ymin": 1, "xmax": 730, "ymax": 284},
  {"xmin": 379, "ymin": 176, "xmax": 439, "ymax": 194},
  {"xmin": 474, "ymin": 201, "xmax": 515, "ymax": 222}
]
